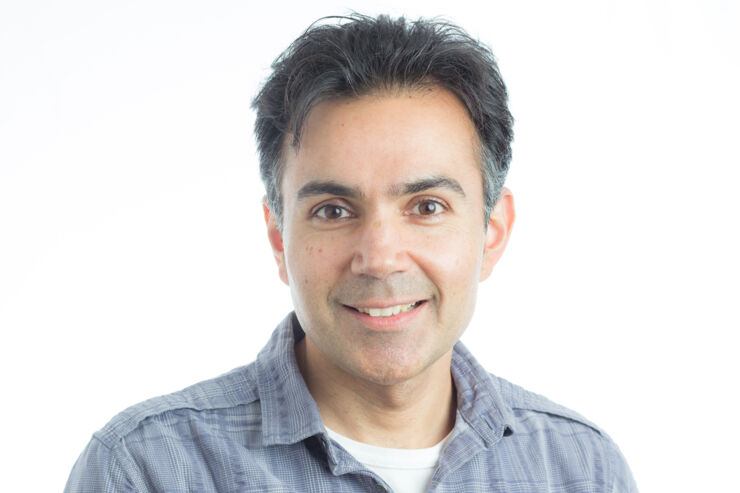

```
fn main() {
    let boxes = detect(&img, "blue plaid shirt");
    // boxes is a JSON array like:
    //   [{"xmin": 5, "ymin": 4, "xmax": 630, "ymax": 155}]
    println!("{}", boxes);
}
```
[{"xmin": 65, "ymin": 313, "xmax": 637, "ymax": 492}]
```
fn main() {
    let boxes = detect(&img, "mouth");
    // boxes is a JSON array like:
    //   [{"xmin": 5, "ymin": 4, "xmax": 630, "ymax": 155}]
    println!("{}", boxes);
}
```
[{"xmin": 344, "ymin": 300, "xmax": 424, "ymax": 318}]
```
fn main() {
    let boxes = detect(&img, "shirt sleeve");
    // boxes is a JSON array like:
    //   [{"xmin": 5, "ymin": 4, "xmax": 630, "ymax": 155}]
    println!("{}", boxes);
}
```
[{"xmin": 64, "ymin": 436, "xmax": 137, "ymax": 493}]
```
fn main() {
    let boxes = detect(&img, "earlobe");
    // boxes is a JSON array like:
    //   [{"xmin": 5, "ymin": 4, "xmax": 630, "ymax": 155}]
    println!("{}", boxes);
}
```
[
  {"xmin": 263, "ymin": 200, "xmax": 290, "ymax": 285},
  {"xmin": 479, "ymin": 188, "xmax": 515, "ymax": 281}
]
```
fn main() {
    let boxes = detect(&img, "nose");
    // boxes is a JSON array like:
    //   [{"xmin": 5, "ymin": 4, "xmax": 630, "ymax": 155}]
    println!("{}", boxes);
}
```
[{"xmin": 350, "ymin": 216, "xmax": 411, "ymax": 279}]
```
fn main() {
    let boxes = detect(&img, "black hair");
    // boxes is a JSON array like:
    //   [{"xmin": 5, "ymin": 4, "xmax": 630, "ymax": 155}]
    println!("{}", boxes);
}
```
[{"xmin": 252, "ymin": 14, "xmax": 513, "ymax": 227}]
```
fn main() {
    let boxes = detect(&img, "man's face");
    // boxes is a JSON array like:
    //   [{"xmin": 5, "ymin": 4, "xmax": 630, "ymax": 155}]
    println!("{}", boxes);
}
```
[{"xmin": 265, "ymin": 86, "xmax": 513, "ymax": 386}]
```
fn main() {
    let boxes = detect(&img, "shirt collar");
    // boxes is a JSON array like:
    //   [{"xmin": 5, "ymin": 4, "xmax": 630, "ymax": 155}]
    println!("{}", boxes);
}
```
[
  {"xmin": 450, "ymin": 340, "xmax": 515, "ymax": 445},
  {"xmin": 255, "ymin": 313, "xmax": 325, "ymax": 446},
  {"xmin": 255, "ymin": 312, "xmax": 515, "ymax": 447}
]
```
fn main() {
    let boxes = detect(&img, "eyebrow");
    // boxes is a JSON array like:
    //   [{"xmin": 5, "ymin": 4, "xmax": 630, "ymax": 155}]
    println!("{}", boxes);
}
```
[
  {"xmin": 296, "ymin": 175, "xmax": 466, "ymax": 201},
  {"xmin": 389, "ymin": 175, "xmax": 466, "ymax": 198},
  {"xmin": 297, "ymin": 180, "xmax": 364, "ymax": 201}
]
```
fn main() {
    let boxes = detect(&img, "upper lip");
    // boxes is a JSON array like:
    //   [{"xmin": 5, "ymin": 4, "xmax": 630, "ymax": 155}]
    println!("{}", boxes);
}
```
[{"xmin": 343, "ymin": 299, "xmax": 424, "ymax": 310}]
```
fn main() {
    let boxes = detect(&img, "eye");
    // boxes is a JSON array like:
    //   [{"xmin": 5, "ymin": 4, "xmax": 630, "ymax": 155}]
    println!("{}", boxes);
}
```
[
  {"xmin": 313, "ymin": 204, "xmax": 352, "ymax": 220},
  {"xmin": 411, "ymin": 199, "xmax": 447, "ymax": 216}
]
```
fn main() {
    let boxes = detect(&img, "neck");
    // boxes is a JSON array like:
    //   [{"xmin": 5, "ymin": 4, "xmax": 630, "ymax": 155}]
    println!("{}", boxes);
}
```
[{"xmin": 295, "ymin": 337, "xmax": 457, "ymax": 449}]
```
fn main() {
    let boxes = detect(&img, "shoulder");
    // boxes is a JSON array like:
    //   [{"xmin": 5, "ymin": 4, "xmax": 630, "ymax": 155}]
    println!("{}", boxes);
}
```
[
  {"xmin": 488, "ymin": 373, "xmax": 638, "ymax": 492},
  {"xmin": 490, "ymin": 372, "xmax": 603, "ymax": 435},
  {"xmin": 65, "ymin": 363, "xmax": 265, "ymax": 492},
  {"xmin": 93, "ymin": 362, "xmax": 261, "ymax": 451}
]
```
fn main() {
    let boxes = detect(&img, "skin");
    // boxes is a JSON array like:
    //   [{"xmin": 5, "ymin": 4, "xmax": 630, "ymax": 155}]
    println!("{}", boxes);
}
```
[{"xmin": 264, "ymin": 86, "xmax": 515, "ymax": 448}]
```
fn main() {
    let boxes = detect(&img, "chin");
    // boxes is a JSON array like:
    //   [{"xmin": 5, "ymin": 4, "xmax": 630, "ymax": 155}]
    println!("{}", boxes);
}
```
[
  {"xmin": 367, "ymin": 369, "xmax": 414, "ymax": 386},
  {"xmin": 349, "ymin": 354, "xmax": 429, "ymax": 386}
]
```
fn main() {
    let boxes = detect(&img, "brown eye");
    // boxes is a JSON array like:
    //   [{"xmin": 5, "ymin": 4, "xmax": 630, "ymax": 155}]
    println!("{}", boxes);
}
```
[
  {"xmin": 413, "ymin": 199, "xmax": 445, "ymax": 216},
  {"xmin": 315, "ymin": 204, "xmax": 350, "ymax": 220}
]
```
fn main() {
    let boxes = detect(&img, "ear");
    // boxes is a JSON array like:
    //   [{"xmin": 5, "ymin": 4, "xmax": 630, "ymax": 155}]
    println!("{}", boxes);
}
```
[
  {"xmin": 480, "ymin": 188, "xmax": 515, "ymax": 281},
  {"xmin": 263, "ymin": 198, "xmax": 289, "ymax": 285}
]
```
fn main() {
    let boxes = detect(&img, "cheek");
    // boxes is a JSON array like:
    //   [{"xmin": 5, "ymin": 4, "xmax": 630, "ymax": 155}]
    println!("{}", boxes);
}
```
[
  {"xmin": 418, "ymin": 232, "xmax": 482, "ymax": 287},
  {"xmin": 425, "ymin": 222, "xmax": 483, "ymax": 263},
  {"xmin": 285, "ymin": 237, "xmax": 349, "ymax": 291}
]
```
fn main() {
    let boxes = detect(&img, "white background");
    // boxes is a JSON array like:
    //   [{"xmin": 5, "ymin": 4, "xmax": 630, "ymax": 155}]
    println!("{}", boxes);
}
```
[{"xmin": 1, "ymin": 1, "xmax": 738, "ymax": 491}]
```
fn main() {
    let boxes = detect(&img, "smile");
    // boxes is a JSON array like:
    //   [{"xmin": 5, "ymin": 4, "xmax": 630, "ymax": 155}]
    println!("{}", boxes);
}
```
[{"xmin": 348, "ymin": 301, "xmax": 423, "ymax": 318}]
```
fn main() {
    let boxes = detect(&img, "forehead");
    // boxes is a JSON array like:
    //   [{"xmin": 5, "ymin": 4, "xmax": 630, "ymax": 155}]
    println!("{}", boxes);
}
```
[{"xmin": 282, "ymin": 87, "xmax": 482, "ymax": 198}]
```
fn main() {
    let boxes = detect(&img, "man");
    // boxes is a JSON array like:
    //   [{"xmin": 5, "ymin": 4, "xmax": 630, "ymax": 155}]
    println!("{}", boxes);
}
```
[{"xmin": 65, "ymin": 14, "xmax": 638, "ymax": 493}]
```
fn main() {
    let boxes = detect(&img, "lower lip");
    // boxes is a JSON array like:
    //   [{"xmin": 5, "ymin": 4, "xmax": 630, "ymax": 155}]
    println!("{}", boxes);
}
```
[{"xmin": 345, "ymin": 302, "xmax": 425, "ymax": 331}]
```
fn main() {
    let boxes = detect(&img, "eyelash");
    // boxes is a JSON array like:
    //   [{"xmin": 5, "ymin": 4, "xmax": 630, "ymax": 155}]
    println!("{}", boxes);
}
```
[
  {"xmin": 312, "ymin": 203, "xmax": 354, "ymax": 220},
  {"xmin": 408, "ymin": 198, "xmax": 448, "ymax": 217}
]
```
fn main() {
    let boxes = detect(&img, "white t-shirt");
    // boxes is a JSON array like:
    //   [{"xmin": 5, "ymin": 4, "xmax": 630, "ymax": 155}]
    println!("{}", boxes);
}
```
[{"xmin": 325, "ymin": 427, "xmax": 452, "ymax": 493}]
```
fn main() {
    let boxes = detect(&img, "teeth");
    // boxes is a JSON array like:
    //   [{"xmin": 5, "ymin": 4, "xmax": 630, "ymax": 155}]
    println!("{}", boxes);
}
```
[{"xmin": 356, "ymin": 302, "xmax": 419, "ymax": 317}]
